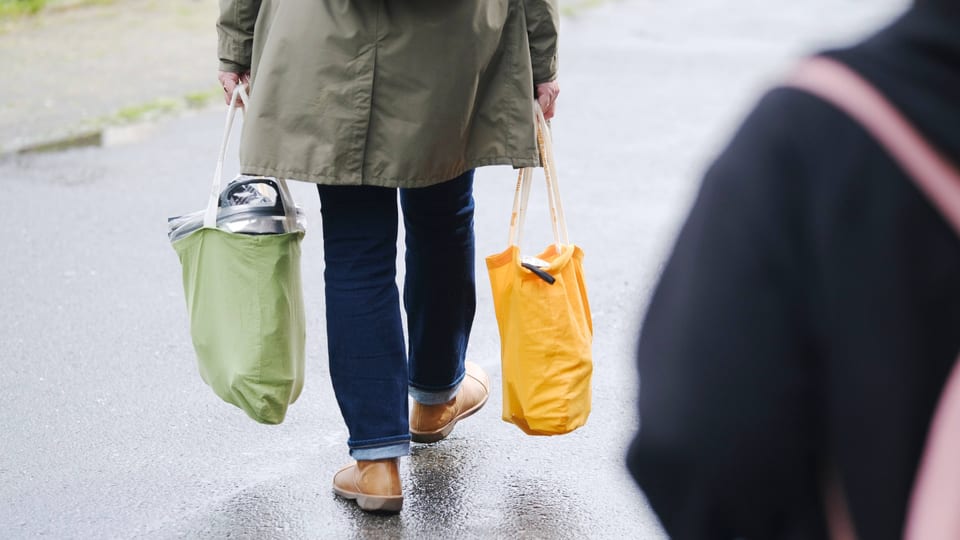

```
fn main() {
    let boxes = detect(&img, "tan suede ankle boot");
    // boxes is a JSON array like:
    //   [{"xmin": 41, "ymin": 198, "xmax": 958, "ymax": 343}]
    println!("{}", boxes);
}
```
[
  {"xmin": 332, "ymin": 458, "xmax": 403, "ymax": 513},
  {"xmin": 410, "ymin": 361, "xmax": 490, "ymax": 443}
]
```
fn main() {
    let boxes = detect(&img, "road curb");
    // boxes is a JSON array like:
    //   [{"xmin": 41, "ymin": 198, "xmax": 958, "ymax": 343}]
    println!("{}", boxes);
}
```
[{"xmin": 3, "ymin": 91, "xmax": 223, "ymax": 158}]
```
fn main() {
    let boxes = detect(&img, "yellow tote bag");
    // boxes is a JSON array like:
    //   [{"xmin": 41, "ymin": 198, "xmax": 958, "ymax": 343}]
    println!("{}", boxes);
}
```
[{"xmin": 485, "ymin": 103, "xmax": 593, "ymax": 436}]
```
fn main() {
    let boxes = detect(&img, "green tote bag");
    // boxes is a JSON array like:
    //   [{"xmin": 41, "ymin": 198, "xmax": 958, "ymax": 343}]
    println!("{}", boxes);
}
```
[{"xmin": 171, "ymin": 86, "xmax": 306, "ymax": 424}]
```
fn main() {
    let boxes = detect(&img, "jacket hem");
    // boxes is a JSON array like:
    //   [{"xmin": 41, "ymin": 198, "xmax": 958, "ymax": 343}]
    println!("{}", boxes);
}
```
[{"xmin": 240, "ymin": 156, "xmax": 541, "ymax": 188}]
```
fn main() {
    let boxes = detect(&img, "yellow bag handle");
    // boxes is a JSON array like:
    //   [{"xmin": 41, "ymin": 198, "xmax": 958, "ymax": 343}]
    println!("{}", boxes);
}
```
[{"xmin": 508, "ymin": 102, "xmax": 571, "ymax": 253}]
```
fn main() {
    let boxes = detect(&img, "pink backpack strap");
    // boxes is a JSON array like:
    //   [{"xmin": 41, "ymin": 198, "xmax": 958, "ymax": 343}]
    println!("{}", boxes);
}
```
[{"xmin": 786, "ymin": 56, "xmax": 960, "ymax": 540}]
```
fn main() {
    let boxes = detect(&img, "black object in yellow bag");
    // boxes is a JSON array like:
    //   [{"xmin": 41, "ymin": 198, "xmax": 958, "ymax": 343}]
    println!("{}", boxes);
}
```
[{"xmin": 485, "ymin": 102, "xmax": 593, "ymax": 435}]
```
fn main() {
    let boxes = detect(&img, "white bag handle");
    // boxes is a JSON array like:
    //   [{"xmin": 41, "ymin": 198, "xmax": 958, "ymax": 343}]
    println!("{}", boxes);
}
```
[
  {"xmin": 202, "ymin": 85, "xmax": 298, "ymax": 233},
  {"xmin": 508, "ymin": 101, "xmax": 571, "ymax": 253}
]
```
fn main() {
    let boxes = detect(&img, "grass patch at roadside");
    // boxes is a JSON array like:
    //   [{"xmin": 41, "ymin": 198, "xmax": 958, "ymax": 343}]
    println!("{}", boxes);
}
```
[
  {"xmin": 561, "ymin": 0, "xmax": 608, "ymax": 18},
  {"xmin": 75, "ymin": 84, "xmax": 222, "ymax": 133},
  {"xmin": 0, "ymin": 0, "xmax": 46, "ymax": 16},
  {"xmin": 0, "ymin": 0, "xmax": 114, "ymax": 18},
  {"xmin": 114, "ymin": 98, "xmax": 181, "ymax": 124},
  {"xmin": 96, "ymin": 85, "xmax": 223, "ymax": 127},
  {"xmin": 184, "ymin": 87, "xmax": 224, "ymax": 109}
]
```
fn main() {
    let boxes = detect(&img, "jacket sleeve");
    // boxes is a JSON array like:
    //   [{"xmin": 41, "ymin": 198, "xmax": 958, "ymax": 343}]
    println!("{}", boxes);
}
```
[
  {"xmin": 524, "ymin": 0, "xmax": 559, "ymax": 84},
  {"xmin": 217, "ymin": 0, "xmax": 262, "ymax": 73},
  {"xmin": 626, "ymin": 90, "xmax": 825, "ymax": 539}
]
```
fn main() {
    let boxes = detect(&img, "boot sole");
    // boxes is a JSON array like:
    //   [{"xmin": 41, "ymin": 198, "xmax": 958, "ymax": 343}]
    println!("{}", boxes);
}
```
[
  {"xmin": 410, "ymin": 391, "xmax": 489, "ymax": 444},
  {"xmin": 333, "ymin": 485, "xmax": 403, "ymax": 513}
]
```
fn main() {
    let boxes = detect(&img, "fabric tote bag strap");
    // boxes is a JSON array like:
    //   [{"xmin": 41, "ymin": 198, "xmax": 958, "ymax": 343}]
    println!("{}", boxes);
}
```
[
  {"xmin": 786, "ymin": 56, "xmax": 960, "ymax": 540},
  {"xmin": 202, "ymin": 85, "xmax": 297, "ymax": 233},
  {"xmin": 508, "ymin": 101, "xmax": 571, "ymax": 252}
]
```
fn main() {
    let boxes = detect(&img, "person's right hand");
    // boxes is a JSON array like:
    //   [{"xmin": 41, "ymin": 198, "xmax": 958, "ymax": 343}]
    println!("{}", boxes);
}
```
[
  {"xmin": 218, "ymin": 71, "xmax": 251, "ymax": 107},
  {"xmin": 535, "ymin": 80, "xmax": 560, "ymax": 120}
]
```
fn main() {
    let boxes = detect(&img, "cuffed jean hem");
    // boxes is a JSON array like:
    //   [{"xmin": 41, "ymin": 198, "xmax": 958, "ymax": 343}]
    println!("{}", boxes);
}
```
[
  {"xmin": 409, "ymin": 375, "xmax": 464, "ymax": 405},
  {"xmin": 349, "ymin": 441, "xmax": 410, "ymax": 461}
]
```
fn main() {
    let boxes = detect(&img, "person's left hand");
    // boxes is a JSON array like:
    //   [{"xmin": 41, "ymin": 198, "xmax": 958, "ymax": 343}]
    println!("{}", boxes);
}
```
[{"xmin": 535, "ymin": 80, "xmax": 560, "ymax": 120}]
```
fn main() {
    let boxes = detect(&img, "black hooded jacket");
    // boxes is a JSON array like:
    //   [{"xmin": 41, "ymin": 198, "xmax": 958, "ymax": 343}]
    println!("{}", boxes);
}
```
[{"xmin": 628, "ymin": 3, "xmax": 960, "ymax": 539}]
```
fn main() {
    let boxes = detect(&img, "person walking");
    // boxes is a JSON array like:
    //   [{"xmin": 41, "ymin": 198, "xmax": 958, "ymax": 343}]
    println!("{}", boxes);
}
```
[
  {"xmin": 215, "ymin": 0, "xmax": 560, "ymax": 513},
  {"xmin": 627, "ymin": 1, "xmax": 960, "ymax": 538}
]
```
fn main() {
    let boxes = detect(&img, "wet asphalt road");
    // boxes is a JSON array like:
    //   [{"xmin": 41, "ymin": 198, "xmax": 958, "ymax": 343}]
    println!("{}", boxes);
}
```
[{"xmin": 0, "ymin": 1, "xmax": 904, "ymax": 538}]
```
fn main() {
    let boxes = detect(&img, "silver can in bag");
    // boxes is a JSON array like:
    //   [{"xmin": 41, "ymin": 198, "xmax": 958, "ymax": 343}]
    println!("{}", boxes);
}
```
[{"xmin": 168, "ymin": 177, "xmax": 306, "ymax": 242}]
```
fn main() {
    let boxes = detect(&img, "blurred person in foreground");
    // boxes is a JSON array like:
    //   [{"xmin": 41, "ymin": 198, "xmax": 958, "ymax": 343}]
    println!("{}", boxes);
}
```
[
  {"xmin": 627, "ymin": 1, "xmax": 960, "ymax": 538},
  {"xmin": 216, "ymin": 0, "xmax": 560, "ymax": 513}
]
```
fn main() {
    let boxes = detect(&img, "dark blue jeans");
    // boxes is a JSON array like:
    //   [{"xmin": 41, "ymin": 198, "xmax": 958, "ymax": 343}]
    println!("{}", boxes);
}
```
[{"xmin": 317, "ymin": 171, "xmax": 476, "ymax": 460}]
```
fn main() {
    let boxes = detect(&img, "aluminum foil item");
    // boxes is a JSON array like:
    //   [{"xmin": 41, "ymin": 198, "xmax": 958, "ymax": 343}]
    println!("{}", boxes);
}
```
[{"xmin": 168, "ymin": 177, "xmax": 306, "ymax": 242}]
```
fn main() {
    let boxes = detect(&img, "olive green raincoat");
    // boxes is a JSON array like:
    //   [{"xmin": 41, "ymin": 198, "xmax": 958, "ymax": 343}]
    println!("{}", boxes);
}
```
[{"xmin": 218, "ymin": 0, "xmax": 559, "ymax": 188}]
